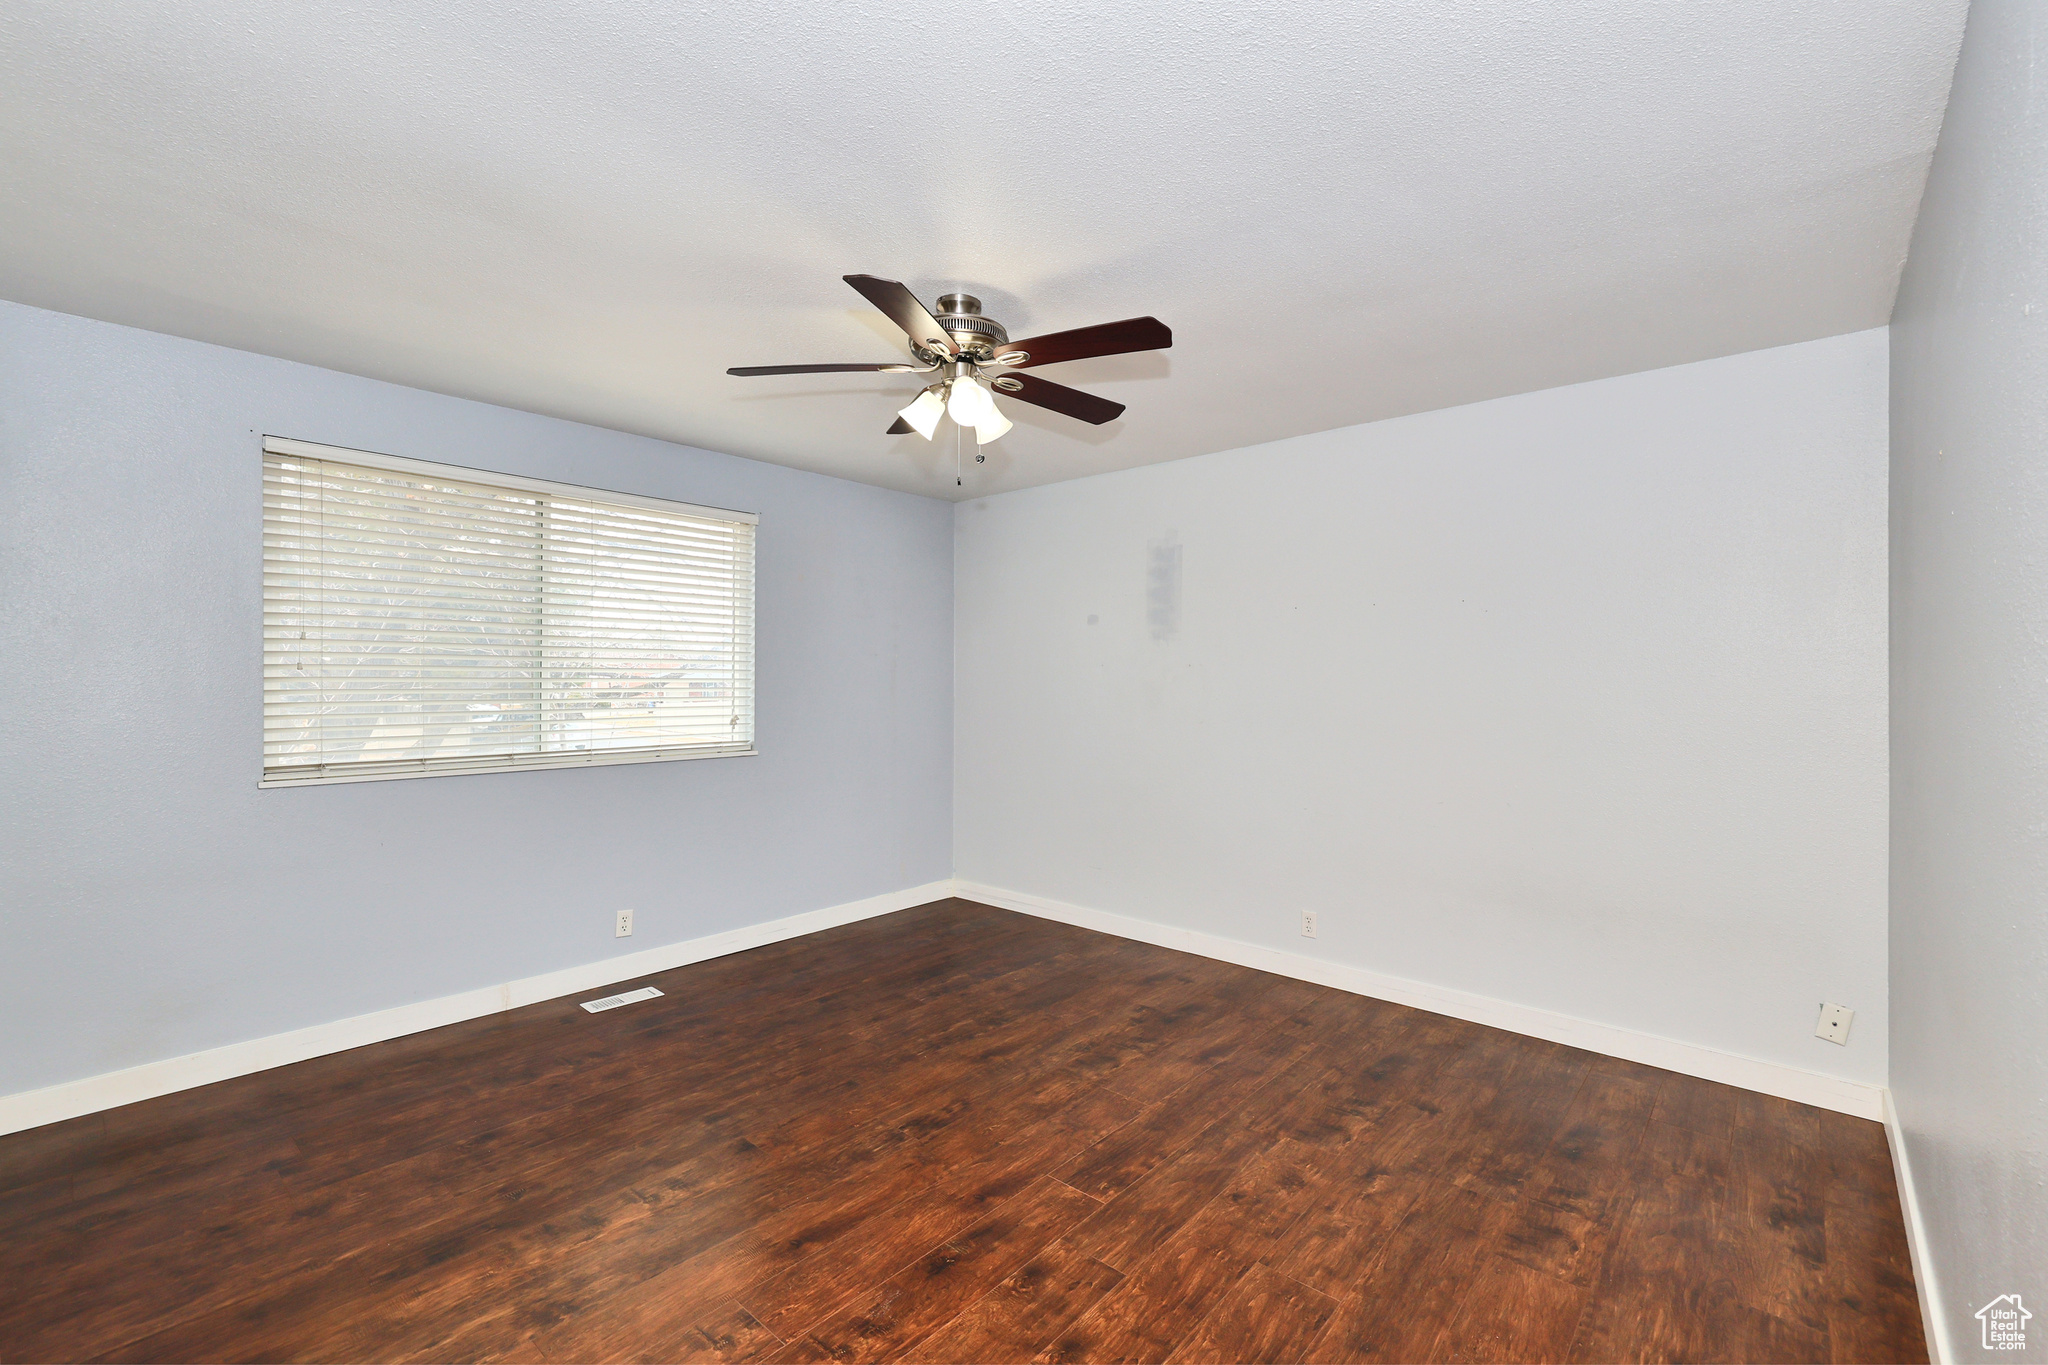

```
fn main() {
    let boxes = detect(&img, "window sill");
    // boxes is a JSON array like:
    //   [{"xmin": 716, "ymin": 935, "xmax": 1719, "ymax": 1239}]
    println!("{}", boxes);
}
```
[{"xmin": 259, "ymin": 746, "xmax": 757, "ymax": 788}]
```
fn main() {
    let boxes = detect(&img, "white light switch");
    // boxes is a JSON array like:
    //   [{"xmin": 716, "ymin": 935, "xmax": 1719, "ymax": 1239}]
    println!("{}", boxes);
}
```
[{"xmin": 1815, "ymin": 1002, "xmax": 1853, "ymax": 1045}]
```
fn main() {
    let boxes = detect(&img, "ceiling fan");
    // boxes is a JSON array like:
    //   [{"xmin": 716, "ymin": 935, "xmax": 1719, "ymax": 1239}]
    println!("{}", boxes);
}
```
[{"xmin": 728, "ymin": 275, "xmax": 1171, "ymax": 448}]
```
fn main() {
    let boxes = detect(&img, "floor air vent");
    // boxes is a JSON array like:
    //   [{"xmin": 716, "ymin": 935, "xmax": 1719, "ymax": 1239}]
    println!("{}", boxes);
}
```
[{"xmin": 580, "ymin": 986, "xmax": 663, "ymax": 1013}]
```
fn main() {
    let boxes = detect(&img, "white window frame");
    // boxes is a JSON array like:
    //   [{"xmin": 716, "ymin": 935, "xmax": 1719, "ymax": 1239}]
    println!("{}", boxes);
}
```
[{"xmin": 260, "ymin": 436, "xmax": 758, "ymax": 788}]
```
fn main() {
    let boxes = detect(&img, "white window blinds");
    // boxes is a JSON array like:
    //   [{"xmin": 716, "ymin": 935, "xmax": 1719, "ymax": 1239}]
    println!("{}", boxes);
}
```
[{"xmin": 261, "ymin": 437, "xmax": 756, "ymax": 786}]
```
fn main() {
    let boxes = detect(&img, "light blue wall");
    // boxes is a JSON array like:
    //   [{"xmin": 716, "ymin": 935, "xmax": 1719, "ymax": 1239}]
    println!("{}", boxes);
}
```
[
  {"xmin": 0, "ymin": 299, "xmax": 953, "ymax": 1096},
  {"xmin": 1890, "ymin": 2, "xmax": 2048, "ymax": 1354},
  {"xmin": 955, "ymin": 333, "xmax": 1891, "ymax": 1086}
]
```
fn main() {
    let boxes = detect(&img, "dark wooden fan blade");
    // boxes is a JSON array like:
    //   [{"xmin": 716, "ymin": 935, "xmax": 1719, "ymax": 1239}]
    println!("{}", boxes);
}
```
[
  {"xmin": 886, "ymin": 417, "xmax": 914, "ymax": 435},
  {"xmin": 727, "ymin": 363, "xmax": 920, "ymax": 376},
  {"xmin": 994, "ymin": 372, "xmax": 1126, "ymax": 425},
  {"xmin": 992, "ymin": 316, "xmax": 1170, "ymax": 369},
  {"xmin": 844, "ymin": 275, "xmax": 958, "ymax": 355}
]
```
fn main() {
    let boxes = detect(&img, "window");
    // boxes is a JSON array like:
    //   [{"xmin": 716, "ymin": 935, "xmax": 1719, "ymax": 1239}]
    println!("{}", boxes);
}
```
[{"xmin": 261, "ymin": 437, "xmax": 756, "ymax": 786}]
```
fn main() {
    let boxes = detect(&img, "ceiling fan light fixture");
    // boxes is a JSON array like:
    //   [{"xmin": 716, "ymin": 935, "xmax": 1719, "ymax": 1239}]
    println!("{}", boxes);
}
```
[
  {"xmin": 728, "ymin": 277, "xmax": 1172, "ymax": 457},
  {"xmin": 897, "ymin": 387, "xmax": 945, "ymax": 440},
  {"xmin": 946, "ymin": 374, "xmax": 997, "ymax": 427},
  {"xmin": 974, "ymin": 407, "xmax": 1013, "ymax": 445}
]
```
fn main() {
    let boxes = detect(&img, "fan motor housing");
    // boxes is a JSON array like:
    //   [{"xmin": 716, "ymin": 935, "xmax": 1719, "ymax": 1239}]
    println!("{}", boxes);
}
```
[{"xmin": 932, "ymin": 293, "xmax": 1008, "ymax": 354}]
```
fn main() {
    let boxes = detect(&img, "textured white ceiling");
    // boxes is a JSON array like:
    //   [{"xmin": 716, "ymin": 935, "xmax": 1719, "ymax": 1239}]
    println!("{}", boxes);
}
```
[{"xmin": 0, "ymin": 0, "xmax": 1965, "ymax": 499}]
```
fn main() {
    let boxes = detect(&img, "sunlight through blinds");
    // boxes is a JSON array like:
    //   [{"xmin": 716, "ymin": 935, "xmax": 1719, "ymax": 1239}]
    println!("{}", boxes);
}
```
[{"xmin": 261, "ymin": 438, "xmax": 755, "ymax": 786}]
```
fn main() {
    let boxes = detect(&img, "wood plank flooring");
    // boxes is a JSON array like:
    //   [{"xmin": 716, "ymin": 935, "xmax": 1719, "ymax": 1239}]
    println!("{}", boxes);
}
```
[{"xmin": 0, "ymin": 899, "xmax": 1925, "ymax": 1364}]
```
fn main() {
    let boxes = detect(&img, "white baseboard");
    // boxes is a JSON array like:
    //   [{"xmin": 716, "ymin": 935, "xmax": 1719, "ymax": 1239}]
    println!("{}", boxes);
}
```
[
  {"xmin": 1882, "ymin": 1087, "xmax": 1950, "ymax": 1364},
  {"xmin": 2, "ymin": 875, "xmax": 1888, "ymax": 1135},
  {"xmin": 953, "ymin": 880, "xmax": 1886, "ymax": 1122},
  {"xmin": 0, "ymin": 880, "xmax": 955, "ymax": 1138}
]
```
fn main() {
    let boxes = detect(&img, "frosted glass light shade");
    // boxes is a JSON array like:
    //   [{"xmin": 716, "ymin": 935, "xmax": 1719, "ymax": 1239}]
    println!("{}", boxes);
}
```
[
  {"xmin": 897, "ymin": 388, "xmax": 944, "ymax": 440},
  {"xmin": 946, "ymin": 375, "xmax": 997, "ymax": 427},
  {"xmin": 974, "ymin": 407, "xmax": 1013, "ymax": 444}
]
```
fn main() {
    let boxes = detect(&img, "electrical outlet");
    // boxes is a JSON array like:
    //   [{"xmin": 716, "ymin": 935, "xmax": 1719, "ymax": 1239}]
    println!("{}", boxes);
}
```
[
  {"xmin": 1300, "ymin": 909, "xmax": 1318, "ymax": 939},
  {"xmin": 1815, "ymin": 1002, "xmax": 1853, "ymax": 1045},
  {"xmin": 615, "ymin": 908, "xmax": 634, "ymax": 938}
]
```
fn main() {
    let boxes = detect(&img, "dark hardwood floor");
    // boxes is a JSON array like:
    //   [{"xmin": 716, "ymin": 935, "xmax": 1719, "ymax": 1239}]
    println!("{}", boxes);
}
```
[{"xmin": 1, "ymin": 899, "xmax": 1924, "ymax": 1364}]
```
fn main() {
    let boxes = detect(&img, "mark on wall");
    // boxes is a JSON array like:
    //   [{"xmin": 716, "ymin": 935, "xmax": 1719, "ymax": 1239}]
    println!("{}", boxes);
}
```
[{"xmin": 1148, "ymin": 538, "xmax": 1182, "ymax": 641}]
